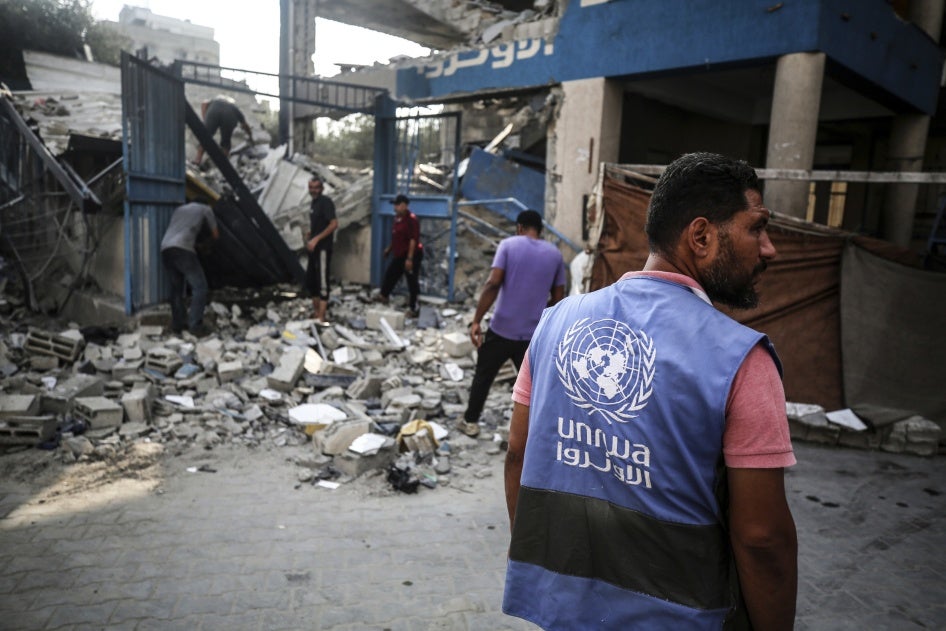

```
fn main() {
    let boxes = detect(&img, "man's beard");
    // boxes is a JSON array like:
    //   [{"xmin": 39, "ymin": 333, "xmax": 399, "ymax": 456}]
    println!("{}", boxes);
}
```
[{"xmin": 702, "ymin": 232, "xmax": 767, "ymax": 309}]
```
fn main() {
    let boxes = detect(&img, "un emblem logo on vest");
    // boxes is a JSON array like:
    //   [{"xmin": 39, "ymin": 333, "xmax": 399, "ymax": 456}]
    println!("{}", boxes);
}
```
[{"xmin": 555, "ymin": 318, "xmax": 656, "ymax": 424}]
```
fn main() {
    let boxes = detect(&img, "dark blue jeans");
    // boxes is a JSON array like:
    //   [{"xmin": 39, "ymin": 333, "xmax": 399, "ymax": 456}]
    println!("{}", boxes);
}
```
[
  {"xmin": 161, "ymin": 247, "xmax": 208, "ymax": 331},
  {"xmin": 463, "ymin": 328, "xmax": 530, "ymax": 424}
]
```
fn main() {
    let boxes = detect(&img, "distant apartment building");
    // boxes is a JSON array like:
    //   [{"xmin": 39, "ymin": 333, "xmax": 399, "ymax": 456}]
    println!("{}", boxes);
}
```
[{"xmin": 107, "ymin": 5, "xmax": 219, "ymax": 66}]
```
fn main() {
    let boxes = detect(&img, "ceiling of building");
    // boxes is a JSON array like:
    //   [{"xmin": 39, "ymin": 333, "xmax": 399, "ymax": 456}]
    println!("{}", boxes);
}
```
[{"xmin": 313, "ymin": 0, "xmax": 467, "ymax": 50}]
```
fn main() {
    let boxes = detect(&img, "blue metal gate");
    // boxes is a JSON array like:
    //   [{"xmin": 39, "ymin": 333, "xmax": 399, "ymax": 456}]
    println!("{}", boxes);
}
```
[
  {"xmin": 120, "ymin": 52, "xmax": 186, "ymax": 315},
  {"xmin": 371, "ymin": 109, "xmax": 462, "ymax": 300}
]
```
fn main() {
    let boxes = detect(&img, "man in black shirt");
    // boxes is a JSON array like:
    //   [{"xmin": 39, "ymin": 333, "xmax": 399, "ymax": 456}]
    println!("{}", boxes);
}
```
[{"xmin": 304, "ymin": 176, "xmax": 338, "ymax": 324}]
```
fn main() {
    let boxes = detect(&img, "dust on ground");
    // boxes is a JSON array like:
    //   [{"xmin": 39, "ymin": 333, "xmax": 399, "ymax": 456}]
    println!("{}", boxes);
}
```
[{"xmin": 0, "ymin": 442, "xmax": 167, "ymax": 509}]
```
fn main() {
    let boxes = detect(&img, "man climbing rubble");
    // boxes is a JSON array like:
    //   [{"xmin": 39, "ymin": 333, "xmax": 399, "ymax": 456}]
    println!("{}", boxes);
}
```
[
  {"xmin": 193, "ymin": 95, "xmax": 254, "ymax": 165},
  {"xmin": 457, "ymin": 210, "xmax": 566, "ymax": 438}
]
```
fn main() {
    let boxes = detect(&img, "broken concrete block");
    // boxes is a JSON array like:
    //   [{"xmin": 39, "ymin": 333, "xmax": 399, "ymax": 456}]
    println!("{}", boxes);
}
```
[
  {"xmin": 0, "ymin": 415, "xmax": 57, "ymax": 446},
  {"xmin": 29, "ymin": 355, "xmax": 59, "ymax": 371},
  {"xmin": 25, "ymin": 328, "xmax": 84, "ymax": 362},
  {"xmin": 63, "ymin": 435, "xmax": 94, "ymax": 459},
  {"xmin": 386, "ymin": 392, "xmax": 422, "ymax": 411},
  {"xmin": 111, "ymin": 358, "xmax": 144, "ymax": 380},
  {"xmin": 331, "ymin": 326, "xmax": 366, "ymax": 350},
  {"xmin": 381, "ymin": 386, "xmax": 413, "ymax": 409},
  {"xmin": 882, "ymin": 416, "xmax": 941, "ymax": 456},
  {"xmin": 361, "ymin": 349, "xmax": 384, "ymax": 366},
  {"xmin": 346, "ymin": 376, "xmax": 384, "ymax": 400},
  {"xmin": 442, "ymin": 331, "xmax": 474, "ymax": 357},
  {"xmin": 333, "ymin": 439, "xmax": 397, "ymax": 478},
  {"xmin": 0, "ymin": 394, "xmax": 41, "ymax": 418},
  {"xmin": 304, "ymin": 348, "xmax": 324, "ymax": 374},
  {"xmin": 313, "ymin": 418, "xmax": 372, "ymax": 456},
  {"xmin": 196, "ymin": 338, "xmax": 224, "ymax": 365},
  {"xmin": 116, "ymin": 332, "xmax": 140, "ymax": 347},
  {"xmin": 42, "ymin": 374, "xmax": 104, "ymax": 414},
  {"xmin": 145, "ymin": 347, "xmax": 183, "ymax": 376},
  {"xmin": 245, "ymin": 324, "xmax": 275, "ymax": 341},
  {"xmin": 266, "ymin": 347, "xmax": 306, "ymax": 392},
  {"xmin": 379, "ymin": 317, "xmax": 407, "ymax": 349},
  {"xmin": 217, "ymin": 360, "xmax": 244, "ymax": 383},
  {"xmin": 287, "ymin": 402, "xmax": 347, "ymax": 433},
  {"xmin": 73, "ymin": 396, "xmax": 123, "ymax": 430},
  {"xmin": 121, "ymin": 389, "xmax": 152, "ymax": 423},
  {"xmin": 331, "ymin": 346, "xmax": 362, "ymax": 364},
  {"xmin": 119, "ymin": 422, "xmax": 152, "ymax": 439},
  {"xmin": 366, "ymin": 308, "xmax": 404, "ymax": 331},
  {"xmin": 837, "ymin": 428, "xmax": 884, "ymax": 451}
]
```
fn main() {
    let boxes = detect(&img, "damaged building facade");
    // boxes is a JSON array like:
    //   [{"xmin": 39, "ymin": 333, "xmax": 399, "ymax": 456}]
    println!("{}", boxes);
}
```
[{"xmin": 296, "ymin": 0, "xmax": 945, "ymax": 255}]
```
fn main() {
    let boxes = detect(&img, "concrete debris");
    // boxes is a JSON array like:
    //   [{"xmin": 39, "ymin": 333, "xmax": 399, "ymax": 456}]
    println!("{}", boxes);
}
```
[
  {"xmin": 787, "ymin": 402, "xmax": 941, "ymax": 455},
  {"xmin": 0, "ymin": 280, "xmax": 540, "ymax": 491}
]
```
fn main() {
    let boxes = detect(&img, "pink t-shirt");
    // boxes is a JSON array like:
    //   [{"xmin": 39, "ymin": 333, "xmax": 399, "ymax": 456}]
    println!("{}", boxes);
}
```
[{"xmin": 512, "ymin": 271, "xmax": 795, "ymax": 469}]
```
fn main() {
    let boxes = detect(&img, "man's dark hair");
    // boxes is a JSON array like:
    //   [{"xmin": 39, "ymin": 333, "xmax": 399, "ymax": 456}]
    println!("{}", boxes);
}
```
[
  {"xmin": 516, "ymin": 209, "xmax": 544, "ymax": 234},
  {"xmin": 309, "ymin": 176, "xmax": 323, "ymax": 185},
  {"xmin": 645, "ymin": 152, "xmax": 760, "ymax": 255}
]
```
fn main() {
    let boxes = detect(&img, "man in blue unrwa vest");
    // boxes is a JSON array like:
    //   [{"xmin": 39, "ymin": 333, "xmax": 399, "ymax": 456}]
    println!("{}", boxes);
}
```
[{"xmin": 503, "ymin": 152, "xmax": 797, "ymax": 630}]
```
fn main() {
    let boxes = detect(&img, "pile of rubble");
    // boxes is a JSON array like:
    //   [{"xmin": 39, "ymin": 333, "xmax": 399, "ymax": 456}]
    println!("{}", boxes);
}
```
[{"xmin": 0, "ymin": 283, "xmax": 517, "ymax": 493}]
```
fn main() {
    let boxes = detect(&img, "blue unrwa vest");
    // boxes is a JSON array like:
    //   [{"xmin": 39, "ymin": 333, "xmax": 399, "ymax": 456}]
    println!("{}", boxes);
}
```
[{"xmin": 503, "ymin": 276, "xmax": 780, "ymax": 630}]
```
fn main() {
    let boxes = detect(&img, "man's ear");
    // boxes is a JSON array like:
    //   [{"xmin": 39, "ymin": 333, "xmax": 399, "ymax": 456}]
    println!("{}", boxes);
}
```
[{"xmin": 686, "ymin": 217, "xmax": 714, "ymax": 258}]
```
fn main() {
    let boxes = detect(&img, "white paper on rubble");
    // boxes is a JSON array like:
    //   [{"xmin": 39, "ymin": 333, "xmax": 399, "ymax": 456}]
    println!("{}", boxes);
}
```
[
  {"xmin": 349, "ymin": 432, "xmax": 389, "ymax": 455},
  {"xmin": 288, "ymin": 403, "xmax": 347, "ymax": 426},
  {"xmin": 332, "ymin": 346, "xmax": 353, "ymax": 363},
  {"xmin": 259, "ymin": 388, "xmax": 283, "ymax": 401},
  {"xmin": 825, "ymin": 408, "xmax": 868, "ymax": 431},
  {"xmin": 442, "ymin": 362, "xmax": 463, "ymax": 381},
  {"xmin": 165, "ymin": 395, "xmax": 195, "ymax": 408},
  {"xmin": 317, "ymin": 480, "xmax": 340, "ymax": 490},
  {"xmin": 427, "ymin": 421, "xmax": 448, "ymax": 442}
]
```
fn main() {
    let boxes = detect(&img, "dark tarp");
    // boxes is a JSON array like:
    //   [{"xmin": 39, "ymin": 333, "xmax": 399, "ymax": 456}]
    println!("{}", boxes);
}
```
[
  {"xmin": 841, "ymin": 244, "xmax": 946, "ymax": 427},
  {"xmin": 590, "ymin": 172, "xmax": 946, "ymax": 425}
]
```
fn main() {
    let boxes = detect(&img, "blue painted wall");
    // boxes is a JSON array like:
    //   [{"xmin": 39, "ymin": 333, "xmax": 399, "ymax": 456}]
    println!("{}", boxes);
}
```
[
  {"xmin": 397, "ymin": 0, "xmax": 941, "ymax": 114},
  {"xmin": 459, "ymin": 148, "xmax": 546, "ymax": 221}
]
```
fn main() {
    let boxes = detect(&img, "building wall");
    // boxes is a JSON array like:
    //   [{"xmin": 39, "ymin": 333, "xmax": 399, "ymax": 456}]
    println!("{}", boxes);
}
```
[
  {"xmin": 108, "ymin": 7, "xmax": 219, "ymax": 66},
  {"xmin": 549, "ymin": 78, "xmax": 621, "ymax": 250}
]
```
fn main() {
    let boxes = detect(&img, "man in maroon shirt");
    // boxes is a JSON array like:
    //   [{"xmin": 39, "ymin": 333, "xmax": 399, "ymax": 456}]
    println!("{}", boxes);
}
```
[{"xmin": 378, "ymin": 194, "xmax": 424, "ymax": 316}]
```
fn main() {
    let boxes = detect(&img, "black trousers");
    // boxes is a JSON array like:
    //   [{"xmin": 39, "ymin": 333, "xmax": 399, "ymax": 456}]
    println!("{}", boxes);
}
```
[
  {"xmin": 464, "ymin": 328, "xmax": 530, "ymax": 424},
  {"xmin": 381, "ymin": 249, "xmax": 423, "ymax": 310}
]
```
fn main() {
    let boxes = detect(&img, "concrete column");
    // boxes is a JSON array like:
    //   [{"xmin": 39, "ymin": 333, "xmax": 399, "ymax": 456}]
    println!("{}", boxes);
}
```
[
  {"xmin": 550, "ymin": 78, "xmax": 622, "ymax": 250},
  {"xmin": 882, "ymin": 115, "xmax": 933, "ymax": 246},
  {"xmin": 764, "ymin": 52, "xmax": 825, "ymax": 219},
  {"xmin": 881, "ymin": 0, "xmax": 943, "ymax": 247}
]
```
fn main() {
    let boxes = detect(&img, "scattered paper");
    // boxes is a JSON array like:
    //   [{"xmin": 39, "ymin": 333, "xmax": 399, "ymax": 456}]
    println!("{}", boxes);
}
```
[
  {"xmin": 259, "ymin": 388, "xmax": 283, "ymax": 401},
  {"xmin": 333, "ymin": 346, "xmax": 353, "ymax": 363},
  {"xmin": 442, "ymin": 362, "xmax": 463, "ymax": 382},
  {"xmin": 165, "ymin": 395, "xmax": 195, "ymax": 408},
  {"xmin": 826, "ymin": 408, "xmax": 868, "ymax": 431},
  {"xmin": 349, "ymin": 432, "xmax": 389, "ymax": 456},
  {"xmin": 317, "ymin": 480, "xmax": 340, "ymax": 490},
  {"xmin": 427, "ymin": 421, "xmax": 448, "ymax": 442},
  {"xmin": 288, "ymin": 403, "xmax": 347, "ymax": 426}
]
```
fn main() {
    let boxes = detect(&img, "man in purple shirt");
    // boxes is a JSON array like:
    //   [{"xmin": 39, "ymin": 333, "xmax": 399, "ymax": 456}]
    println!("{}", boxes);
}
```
[{"xmin": 457, "ymin": 210, "xmax": 567, "ymax": 438}]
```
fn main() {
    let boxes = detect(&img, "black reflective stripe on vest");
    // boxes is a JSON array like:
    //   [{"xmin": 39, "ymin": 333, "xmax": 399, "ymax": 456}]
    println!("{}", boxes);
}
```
[{"xmin": 509, "ymin": 486, "xmax": 732, "ymax": 610}]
